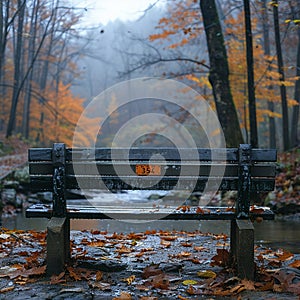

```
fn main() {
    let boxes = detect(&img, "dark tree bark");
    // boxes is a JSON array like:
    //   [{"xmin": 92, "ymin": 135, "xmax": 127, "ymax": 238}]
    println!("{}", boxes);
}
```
[
  {"xmin": 6, "ymin": 0, "xmax": 26, "ymax": 137},
  {"xmin": 262, "ymin": 0, "xmax": 276, "ymax": 148},
  {"xmin": 22, "ymin": 0, "xmax": 38, "ymax": 138},
  {"xmin": 291, "ymin": 29, "xmax": 300, "ymax": 147},
  {"xmin": 272, "ymin": 0, "xmax": 290, "ymax": 150},
  {"xmin": 199, "ymin": 0, "xmax": 244, "ymax": 147},
  {"xmin": 290, "ymin": 4, "xmax": 300, "ymax": 147},
  {"xmin": 243, "ymin": 0, "xmax": 258, "ymax": 147}
]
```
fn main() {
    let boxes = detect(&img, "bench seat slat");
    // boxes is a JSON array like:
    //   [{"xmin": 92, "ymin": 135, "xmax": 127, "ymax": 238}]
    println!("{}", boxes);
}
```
[
  {"xmin": 25, "ymin": 204, "xmax": 275, "ymax": 220},
  {"xmin": 30, "ymin": 175, "xmax": 275, "ymax": 191},
  {"xmin": 28, "ymin": 148, "xmax": 277, "ymax": 162},
  {"xmin": 29, "ymin": 162, "xmax": 276, "ymax": 177}
]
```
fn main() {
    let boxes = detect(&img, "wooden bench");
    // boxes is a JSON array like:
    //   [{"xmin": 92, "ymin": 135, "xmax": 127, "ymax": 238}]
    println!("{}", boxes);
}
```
[{"xmin": 26, "ymin": 143, "xmax": 276, "ymax": 279}]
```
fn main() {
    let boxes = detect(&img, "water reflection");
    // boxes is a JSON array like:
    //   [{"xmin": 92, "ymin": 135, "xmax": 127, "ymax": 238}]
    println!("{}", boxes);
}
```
[{"xmin": 2, "ymin": 211, "xmax": 299, "ymax": 253}]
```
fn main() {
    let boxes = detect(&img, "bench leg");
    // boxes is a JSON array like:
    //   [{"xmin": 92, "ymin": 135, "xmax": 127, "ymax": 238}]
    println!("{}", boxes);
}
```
[
  {"xmin": 230, "ymin": 219, "xmax": 254, "ymax": 280},
  {"xmin": 46, "ymin": 217, "xmax": 70, "ymax": 276}
]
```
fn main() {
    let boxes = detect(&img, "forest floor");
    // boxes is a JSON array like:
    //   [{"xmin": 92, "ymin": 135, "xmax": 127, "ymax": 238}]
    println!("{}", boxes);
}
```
[{"xmin": 0, "ymin": 227, "xmax": 300, "ymax": 299}]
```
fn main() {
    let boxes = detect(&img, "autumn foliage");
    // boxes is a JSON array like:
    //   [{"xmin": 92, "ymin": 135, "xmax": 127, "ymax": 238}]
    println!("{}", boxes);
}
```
[{"xmin": 148, "ymin": 0, "xmax": 298, "ymax": 144}]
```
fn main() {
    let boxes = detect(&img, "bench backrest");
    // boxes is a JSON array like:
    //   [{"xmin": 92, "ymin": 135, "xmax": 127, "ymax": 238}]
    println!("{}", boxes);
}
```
[{"xmin": 28, "ymin": 143, "xmax": 276, "ymax": 218}]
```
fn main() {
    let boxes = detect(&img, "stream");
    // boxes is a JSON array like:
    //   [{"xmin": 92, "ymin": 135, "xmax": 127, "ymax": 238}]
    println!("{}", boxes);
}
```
[{"xmin": 2, "ymin": 210, "xmax": 300, "ymax": 254}]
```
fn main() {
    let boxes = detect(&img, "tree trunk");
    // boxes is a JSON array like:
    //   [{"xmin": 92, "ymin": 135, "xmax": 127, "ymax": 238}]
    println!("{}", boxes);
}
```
[
  {"xmin": 272, "ymin": 0, "xmax": 290, "ymax": 150},
  {"xmin": 6, "ymin": 0, "xmax": 25, "ymax": 137},
  {"xmin": 22, "ymin": 0, "xmax": 38, "ymax": 138},
  {"xmin": 290, "ymin": 23, "xmax": 300, "ymax": 147},
  {"xmin": 199, "ymin": 0, "xmax": 244, "ymax": 147},
  {"xmin": 243, "ymin": 0, "xmax": 258, "ymax": 147},
  {"xmin": 262, "ymin": 0, "xmax": 276, "ymax": 148}
]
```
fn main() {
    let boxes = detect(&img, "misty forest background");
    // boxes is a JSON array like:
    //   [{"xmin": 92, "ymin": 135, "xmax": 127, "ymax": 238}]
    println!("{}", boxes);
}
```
[{"xmin": 0, "ymin": 0, "xmax": 299, "ymax": 151}]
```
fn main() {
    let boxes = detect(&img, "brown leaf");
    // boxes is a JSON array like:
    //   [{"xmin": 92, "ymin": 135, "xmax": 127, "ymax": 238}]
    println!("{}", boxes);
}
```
[
  {"xmin": 275, "ymin": 249, "xmax": 294, "ymax": 261},
  {"xmin": 50, "ymin": 271, "xmax": 66, "ymax": 284},
  {"xmin": 67, "ymin": 267, "xmax": 82, "ymax": 281},
  {"xmin": 113, "ymin": 291, "xmax": 132, "ymax": 299},
  {"xmin": 180, "ymin": 241, "xmax": 192, "ymax": 247},
  {"xmin": 160, "ymin": 235, "xmax": 178, "ymax": 241},
  {"xmin": 150, "ymin": 273, "xmax": 169, "ymax": 289},
  {"xmin": 160, "ymin": 239, "xmax": 171, "ymax": 248},
  {"xmin": 196, "ymin": 207, "xmax": 205, "ymax": 214},
  {"xmin": 241, "ymin": 279, "xmax": 255, "ymax": 290},
  {"xmin": 289, "ymin": 259, "xmax": 300, "ymax": 269},
  {"xmin": 211, "ymin": 249, "xmax": 230, "ymax": 267},
  {"xmin": 186, "ymin": 285, "xmax": 203, "ymax": 295},
  {"xmin": 142, "ymin": 265, "xmax": 163, "ymax": 279},
  {"xmin": 193, "ymin": 246, "xmax": 206, "ymax": 251},
  {"xmin": 0, "ymin": 286, "xmax": 15, "ymax": 293}
]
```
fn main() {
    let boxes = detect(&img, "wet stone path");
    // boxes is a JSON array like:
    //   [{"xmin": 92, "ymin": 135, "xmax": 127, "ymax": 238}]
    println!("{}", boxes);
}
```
[{"xmin": 0, "ymin": 228, "xmax": 299, "ymax": 299}]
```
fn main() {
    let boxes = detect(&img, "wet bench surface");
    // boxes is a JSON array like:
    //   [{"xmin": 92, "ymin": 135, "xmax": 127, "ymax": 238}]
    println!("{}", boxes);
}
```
[{"xmin": 26, "ymin": 143, "xmax": 277, "ymax": 279}]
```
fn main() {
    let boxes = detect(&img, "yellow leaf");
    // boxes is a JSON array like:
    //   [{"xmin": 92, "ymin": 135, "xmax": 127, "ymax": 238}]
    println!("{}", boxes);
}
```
[
  {"xmin": 123, "ymin": 275, "xmax": 135, "ymax": 285},
  {"xmin": 182, "ymin": 279, "xmax": 198, "ymax": 285},
  {"xmin": 197, "ymin": 270, "xmax": 217, "ymax": 278}
]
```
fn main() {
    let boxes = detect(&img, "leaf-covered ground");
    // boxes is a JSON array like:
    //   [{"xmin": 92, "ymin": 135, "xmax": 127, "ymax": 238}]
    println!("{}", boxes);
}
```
[
  {"xmin": 0, "ymin": 227, "xmax": 299, "ymax": 299},
  {"xmin": 0, "ymin": 134, "xmax": 29, "ymax": 179},
  {"xmin": 265, "ymin": 148, "xmax": 300, "ymax": 214}
]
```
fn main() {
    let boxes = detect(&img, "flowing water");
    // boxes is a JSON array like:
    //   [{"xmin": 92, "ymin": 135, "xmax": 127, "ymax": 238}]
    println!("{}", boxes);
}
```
[
  {"xmin": 1, "ymin": 191, "xmax": 299, "ymax": 253},
  {"xmin": 2, "ymin": 211, "xmax": 300, "ymax": 254}
]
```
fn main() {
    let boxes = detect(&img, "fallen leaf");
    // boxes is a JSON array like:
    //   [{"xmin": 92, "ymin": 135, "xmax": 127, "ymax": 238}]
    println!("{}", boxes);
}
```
[
  {"xmin": 275, "ymin": 249, "xmax": 294, "ymax": 261},
  {"xmin": 241, "ymin": 279, "xmax": 255, "ymax": 290},
  {"xmin": 160, "ymin": 239, "xmax": 171, "ymax": 247},
  {"xmin": 150, "ymin": 273, "xmax": 169, "ymax": 289},
  {"xmin": 211, "ymin": 249, "xmax": 230, "ymax": 267},
  {"xmin": 182, "ymin": 279, "xmax": 198, "ymax": 285},
  {"xmin": 113, "ymin": 291, "xmax": 132, "ymax": 299},
  {"xmin": 50, "ymin": 271, "xmax": 66, "ymax": 284},
  {"xmin": 0, "ymin": 286, "xmax": 15, "ymax": 293},
  {"xmin": 67, "ymin": 267, "xmax": 82, "ymax": 281},
  {"xmin": 289, "ymin": 259, "xmax": 300, "ymax": 269},
  {"xmin": 180, "ymin": 241, "xmax": 192, "ymax": 247},
  {"xmin": 186, "ymin": 285, "xmax": 202, "ymax": 295},
  {"xmin": 123, "ymin": 275, "xmax": 135, "ymax": 285},
  {"xmin": 96, "ymin": 271, "xmax": 103, "ymax": 281},
  {"xmin": 160, "ymin": 235, "xmax": 178, "ymax": 241},
  {"xmin": 197, "ymin": 270, "xmax": 217, "ymax": 279},
  {"xmin": 89, "ymin": 281, "xmax": 111, "ymax": 291},
  {"xmin": 142, "ymin": 265, "xmax": 163, "ymax": 279}
]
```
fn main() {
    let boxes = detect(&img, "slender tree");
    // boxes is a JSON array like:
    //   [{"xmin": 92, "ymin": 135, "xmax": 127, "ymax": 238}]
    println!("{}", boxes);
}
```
[
  {"xmin": 243, "ymin": 0, "xmax": 258, "ymax": 147},
  {"xmin": 200, "ymin": 0, "xmax": 244, "ymax": 147},
  {"xmin": 6, "ymin": 0, "xmax": 26, "ymax": 137},
  {"xmin": 272, "ymin": 0, "xmax": 290, "ymax": 150},
  {"xmin": 262, "ymin": 0, "xmax": 276, "ymax": 148}
]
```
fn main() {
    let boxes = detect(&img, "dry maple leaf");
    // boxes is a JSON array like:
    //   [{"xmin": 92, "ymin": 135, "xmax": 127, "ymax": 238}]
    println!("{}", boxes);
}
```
[
  {"xmin": 180, "ymin": 241, "xmax": 192, "ymax": 247},
  {"xmin": 67, "ymin": 266, "xmax": 82, "ymax": 281},
  {"xmin": 160, "ymin": 239, "xmax": 171, "ymax": 248},
  {"xmin": 50, "ymin": 271, "xmax": 66, "ymax": 284},
  {"xmin": 160, "ymin": 235, "xmax": 178, "ymax": 241},
  {"xmin": 211, "ymin": 249, "xmax": 230, "ymax": 267},
  {"xmin": 113, "ymin": 291, "xmax": 132, "ymax": 300},
  {"xmin": 149, "ymin": 273, "xmax": 170, "ymax": 289},
  {"xmin": 289, "ymin": 259, "xmax": 300, "ymax": 269},
  {"xmin": 142, "ymin": 265, "xmax": 163, "ymax": 279},
  {"xmin": 275, "ymin": 249, "xmax": 294, "ymax": 261}
]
